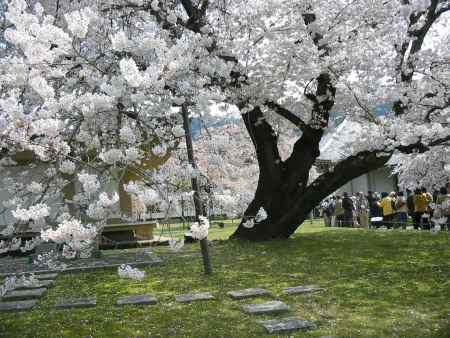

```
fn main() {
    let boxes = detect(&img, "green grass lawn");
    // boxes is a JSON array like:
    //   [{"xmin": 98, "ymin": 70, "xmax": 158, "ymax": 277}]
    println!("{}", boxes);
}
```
[
  {"xmin": 1, "ymin": 221, "xmax": 450, "ymax": 338},
  {"xmin": 151, "ymin": 218, "xmax": 240, "ymax": 241}
]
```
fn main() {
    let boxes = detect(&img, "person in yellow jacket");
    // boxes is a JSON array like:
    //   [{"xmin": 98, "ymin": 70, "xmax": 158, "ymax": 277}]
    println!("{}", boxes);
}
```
[
  {"xmin": 377, "ymin": 192, "xmax": 394, "ymax": 229},
  {"xmin": 413, "ymin": 188, "xmax": 428, "ymax": 229}
]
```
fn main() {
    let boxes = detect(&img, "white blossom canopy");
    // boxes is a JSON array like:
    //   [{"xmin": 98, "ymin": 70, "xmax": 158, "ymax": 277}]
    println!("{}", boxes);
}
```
[{"xmin": 0, "ymin": 0, "xmax": 448, "ymax": 247}]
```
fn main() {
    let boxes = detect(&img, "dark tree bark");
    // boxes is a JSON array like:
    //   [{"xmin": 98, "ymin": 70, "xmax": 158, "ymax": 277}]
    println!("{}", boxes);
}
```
[
  {"xmin": 230, "ymin": 120, "xmax": 392, "ymax": 240},
  {"xmin": 182, "ymin": 104, "xmax": 212, "ymax": 274},
  {"xmin": 231, "ymin": 71, "xmax": 343, "ymax": 240},
  {"xmin": 230, "ymin": 107, "xmax": 450, "ymax": 241}
]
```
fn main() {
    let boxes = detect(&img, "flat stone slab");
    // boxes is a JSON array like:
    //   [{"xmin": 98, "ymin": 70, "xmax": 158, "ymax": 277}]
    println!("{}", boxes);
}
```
[
  {"xmin": 0, "ymin": 300, "xmax": 38, "ymax": 313},
  {"xmin": 283, "ymin": 285, "xmax": 324, "ymax": 295},
  {"xmin": 2, "ymin": 288, "xmax": 47, "ymax": 301},
  {"xmin": 16, "ymin": 280, "xmax": 54, "ymax": 290},
  {"xmin": 116, "ymin": 294, "xmax": 157, "ymax": 306},
  {"xmin": 35, "ymin": 273, "xmax": 58, "ymax": 280},
  {"xmin": 258, "ymin": 317, "xmax": 313, "ymax": 333},
  {"xmin": 175, "ymin": 292, "xmax": 214, "ymax": 303},
  {"xmin": 55, "ymin": 297, "xmax": 96, "ymax": 309},
  {"xmin": 227, "ymin": 288, "xmax": 272, "ymax": 299},
  {"xmin": 242, "ymin": 300, "xmax": 289, "ymax": 314}
]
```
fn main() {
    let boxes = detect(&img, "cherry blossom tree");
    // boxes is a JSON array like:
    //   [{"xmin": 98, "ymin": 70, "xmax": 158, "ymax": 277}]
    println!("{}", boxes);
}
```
[
  {"xmin": 210, "ymin": 0, "xmax": 450, "ymax": 240},
  {"xmin": 0, "ymin": 0, "xmax": 227, "ymax": 256},
  {"xmin": 0, "ymin": 0, "xmax": 449, "ymax": 245}
]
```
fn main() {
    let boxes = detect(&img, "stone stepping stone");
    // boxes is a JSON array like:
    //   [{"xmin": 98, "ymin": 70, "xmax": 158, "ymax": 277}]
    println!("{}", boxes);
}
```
[
  {"xmin": 116, "ymin": 295, "xmax": 157, "ymax": 306},
  {"xmin": 242, "ymin": 300, "xmax": 289, "ymax": 314},
  {"xmin": 55, "ymin": 296, "xmax": 96, "ymax": 309},
  {"xmin": 35, "ymin": 273, "xmax": 58, "ymax": 280},
  {"xmin": 175, "ymin": 292, "xmax": 214, "ymax": 303},
  {"xmin": 258, "ymin": 317, "xmax": 313, "ymax": 334},
  {"xmin": 0, "ymin": 300, "xmax": 38, "ymax": 313},
  {"xmin": 16, "ymin": 280, "xmax": 54, "ymax": 290},
  {"xmin": 227, "ymin": 288, "xmax": 271, "ymax": 299},
  {"xmin": 2, "ymin": 288, "xmax": 47, "ymax": 301},
  {"xmin": 283, "ymin": 285, "xmax": 324, "ymax": 295}
]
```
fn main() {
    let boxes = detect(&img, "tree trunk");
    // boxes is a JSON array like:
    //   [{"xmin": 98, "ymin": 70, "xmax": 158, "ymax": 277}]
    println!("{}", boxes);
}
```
[
  {"xmin": 231, "ymin": 90, "xmax": 391, "ymax": 241},
  {"xmin": 231, "ymin": 147, "xmax": 391, "ymax": 240},
  {"xmin": 230, "ymin": 68, "xmax": 393, "ymax": 240},
  {"xmin": 181, "ymin": 104, "xmax": 212, "ymax": 274}
]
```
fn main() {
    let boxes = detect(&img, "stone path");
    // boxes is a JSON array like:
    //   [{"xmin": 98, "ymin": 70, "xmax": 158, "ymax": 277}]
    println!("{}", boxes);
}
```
[
  {"xmin": 227, "ymin": 288, "xmax": 271, "ymax": 299},
  {"xmin": 242, "ymin": 300, "xmax": 289, "ymax": 314},
  {"xmin": 234, "ymin": 284, "xmax": 324, "ymax": 334},
  {"xmin": 117, "ymin": 295, "xmax": 158, "ymax": 306},
  {"xmin": 175, "ymin": 292, "xmax": 215, "ymax": 303},
  {"xmin": 258, "ymin": 317, "xmax": 313, "ymax": 334},
  {"xmin": 0, "ymin": 272, "xmax": 323, "ymax": 336},
  {"xmin": 55, "ymin": 296, "xmax": 97, "ymax": 309}
]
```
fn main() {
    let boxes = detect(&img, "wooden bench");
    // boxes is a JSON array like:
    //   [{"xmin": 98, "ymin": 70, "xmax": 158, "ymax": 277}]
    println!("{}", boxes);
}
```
[
  {"xmin": 1, "ymin": 222, "xmax": 158, "ymax": 251},
  {"xmin": 100, "ymin": 221, "xmax": 157, "ymax": 249}
]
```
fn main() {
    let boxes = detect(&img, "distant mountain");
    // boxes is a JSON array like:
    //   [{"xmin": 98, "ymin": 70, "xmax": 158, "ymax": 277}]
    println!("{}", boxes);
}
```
[
  {"xmin": 373, "ymin": 104, "xmax": 392, "ymax": 116},
  {"xmin": 192, "ymin": 103, "xmax": 392, "ymax": 138}
]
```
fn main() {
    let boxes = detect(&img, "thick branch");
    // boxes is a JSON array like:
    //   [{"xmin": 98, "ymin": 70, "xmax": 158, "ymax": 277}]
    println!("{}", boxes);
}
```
[
  {"xmin": 300, "ymin": 7, "xmax": 336, "ymax": 128},
  {"xmin": 394, "ymin": 0, "xmax": 446, "ymax": 115},
  {"xmin": 242, "ymin": 107, "xmax": 282, "ymax": 186},
  {"xmin": 264, "ymin": 101, "xmax": 307, "ymax": 130},
  {"xmin": 408, "ymin": 0, "xmax": 442, "ymax": 56},
  {"xmin": 301, "ymin": 10, "xmax": 330, "ymax": 56},
  {"xmin": 180, "ymin": 0, "xmax": 210, "ymax": 32},
  {"xmin": 180, "ymin": 0, "xmax": 197, "ymax": 18},
  {"xmin": 436, "ymin": 1, "xmax": 450, "ymax": 16},
  {"xmin": 396, "ymin": 134, "xmax": 450, "ymax": 153}
]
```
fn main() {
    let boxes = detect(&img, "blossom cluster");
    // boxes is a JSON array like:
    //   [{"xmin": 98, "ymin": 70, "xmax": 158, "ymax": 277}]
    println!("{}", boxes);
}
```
[
  {"xmin": 117, "ymin": 264, "xmax": 146, "ymax": 281},
  {"xmin": 190, "ymin": 216, "xmax": 210, "ymax": 240},
  {"xmin": 41, "ymin": 218, "xmax": 97, "ymax": 255},
  {"xmin": 12, "ymin": 203, "xmax": 50, "ymax": 222}
]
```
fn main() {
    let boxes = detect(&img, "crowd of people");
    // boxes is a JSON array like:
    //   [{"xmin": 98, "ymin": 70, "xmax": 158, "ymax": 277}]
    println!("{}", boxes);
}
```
[{"xmin": 320, "ymin": 186, "xmax": 450, "ymax": 231}]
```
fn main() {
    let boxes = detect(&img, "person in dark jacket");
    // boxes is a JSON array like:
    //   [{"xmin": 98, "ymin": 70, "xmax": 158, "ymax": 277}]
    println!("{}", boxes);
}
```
[
  {"xmin": 342, "ymin": 192, "xmax": 354, "ymax": 227},
  {"xmin": 406, "ymin": 189, "xmax": 415, "ymax": 218},
  {"xmin": 368, "ymin": 191, "xmax": 382, "ymax": 215}
]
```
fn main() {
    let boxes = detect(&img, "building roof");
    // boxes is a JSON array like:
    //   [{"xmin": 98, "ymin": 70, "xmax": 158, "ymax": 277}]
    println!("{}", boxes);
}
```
[{"xmin": 318, "ymin": 119, "xmax": 364, "ymax": 162}]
